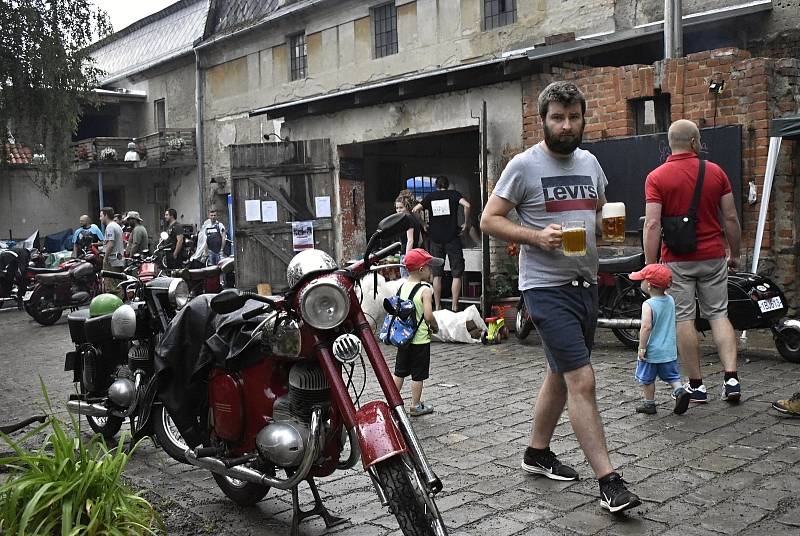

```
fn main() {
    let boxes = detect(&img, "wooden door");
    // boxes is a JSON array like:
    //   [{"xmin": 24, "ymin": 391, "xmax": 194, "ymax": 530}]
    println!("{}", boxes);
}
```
[{"xmin": 230, "ymin": 139, "xmax": 335, "ymax": 291}]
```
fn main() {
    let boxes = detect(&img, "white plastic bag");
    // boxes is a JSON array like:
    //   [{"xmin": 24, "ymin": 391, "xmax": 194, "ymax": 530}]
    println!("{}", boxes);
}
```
[
  {"xmin": 431, "ymin": 305, "xmax": 486, "ymax": 344},
  {"xmin": 359, "ymin": 273, "xmax": 406, "ymax": 331}
]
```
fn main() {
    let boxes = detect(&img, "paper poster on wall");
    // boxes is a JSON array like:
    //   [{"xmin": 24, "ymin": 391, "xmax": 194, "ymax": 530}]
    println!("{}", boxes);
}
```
[
  {"xmin": 261, "ymin": 200, "xmax": 278, "ymax": 222},
  {"xmin": 315, "ymin": 196, "xmax": 331, "ymax": 218},
  {"xmin": 292, "ymin": 221, "xmax": 314, "ymax": 251},
  {"xmin": 244, "ymin": 199, "xmax": 261, "ymax": 221}
]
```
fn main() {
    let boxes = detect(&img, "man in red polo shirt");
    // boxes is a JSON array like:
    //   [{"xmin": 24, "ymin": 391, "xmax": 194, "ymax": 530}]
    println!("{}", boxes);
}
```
[{"xmin": 643, "ymin": 119, "xmax": 741, "ymax": 404}]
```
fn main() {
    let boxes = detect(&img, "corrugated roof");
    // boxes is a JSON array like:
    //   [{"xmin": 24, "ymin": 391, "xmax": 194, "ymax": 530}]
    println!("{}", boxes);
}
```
[
  {"xmin": 89, "ymin": 0, "xmax": 209, "ymax": 84},
  {"xmin": 209, "ymin": 0, "xmax": 281, "ymax": 35}
]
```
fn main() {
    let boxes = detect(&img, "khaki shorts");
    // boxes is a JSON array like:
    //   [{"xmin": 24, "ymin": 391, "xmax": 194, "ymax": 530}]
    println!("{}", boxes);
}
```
[{"xmin": 666, "ymin": 258, "xmax": 728, "ymax": 322}]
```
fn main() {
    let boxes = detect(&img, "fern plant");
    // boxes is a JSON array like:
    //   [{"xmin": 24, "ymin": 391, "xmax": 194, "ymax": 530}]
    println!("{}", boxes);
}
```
[{"xmin": 0, "ymin": 382, "xmax": 163, "ymax": 535}]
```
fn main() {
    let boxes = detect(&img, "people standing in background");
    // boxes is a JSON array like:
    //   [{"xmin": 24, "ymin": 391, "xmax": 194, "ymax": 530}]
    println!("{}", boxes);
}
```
[
  {"xmin": 163, "ymin": 208, "xmax": 184, "ymax": 269},
  {"xmin": 72, "ymin": 215, "xmax": 104, "ymax": 258},
  {"xmin": 100, "ymin": 207, "xmax": 125, "ymax": 297},
  {"xmin": 124, "ymin": 211, "xmax": 149, "ymax": 257},
  {"xmin": 395, "ymin": 191, "xmax": 423, "ymax": 279},
  {"xmin": 191, "ymin": 208, "xmax": 227, "ymax": 266}
]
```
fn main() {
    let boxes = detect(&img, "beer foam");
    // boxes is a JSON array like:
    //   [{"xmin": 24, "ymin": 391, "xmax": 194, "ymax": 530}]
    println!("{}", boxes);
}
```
[{"xmin": 602, "ymin": 202, "xmax": 625, "ymax": 218}]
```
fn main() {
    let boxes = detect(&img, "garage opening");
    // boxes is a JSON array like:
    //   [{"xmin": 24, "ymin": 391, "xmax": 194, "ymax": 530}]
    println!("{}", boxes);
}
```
[{"xmin": 339, "ymin": 128, "xmax": 483, "ymax": 309}]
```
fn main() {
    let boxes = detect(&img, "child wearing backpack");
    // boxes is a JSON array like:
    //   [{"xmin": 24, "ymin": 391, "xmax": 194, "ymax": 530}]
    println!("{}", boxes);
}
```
[{"xmin": 392, "ymin": 248, "xmax": 441, "ymax": 416}]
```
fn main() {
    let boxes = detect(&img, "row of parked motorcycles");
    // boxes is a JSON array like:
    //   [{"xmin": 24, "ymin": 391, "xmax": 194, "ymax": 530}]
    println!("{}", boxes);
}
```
[{"xmin": 46, "ymin": 214, "xmax": 448, "ymax": 536}]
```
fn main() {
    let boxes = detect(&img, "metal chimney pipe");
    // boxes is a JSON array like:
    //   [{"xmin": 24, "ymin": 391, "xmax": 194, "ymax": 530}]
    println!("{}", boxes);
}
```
[
  {"xmin": 664, "ymin": 0, "xmax": 683, "ymax": 59},
  {"xmin": 664, "ymin": 0, "xmax": 674, "ymax": 59}
]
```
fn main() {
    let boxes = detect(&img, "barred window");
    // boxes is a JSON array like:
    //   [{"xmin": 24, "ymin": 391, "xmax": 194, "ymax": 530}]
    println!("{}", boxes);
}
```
[
  {"xmin": 484, "ymin": 0, "xmax": 517, "ymax": 30},
  {"xmin": 373, "ymin": 3, "xmax": 398, "ymax": 58},
  {"xmin": 289, "ymin": 32, "xmax": 307, "ymax": 80}
]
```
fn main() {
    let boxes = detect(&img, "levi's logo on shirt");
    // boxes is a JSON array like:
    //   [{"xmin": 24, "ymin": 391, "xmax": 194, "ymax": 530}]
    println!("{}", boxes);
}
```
[{"xmin": 542, "ymin": 175, "xmax": 597, "ymax": 212}]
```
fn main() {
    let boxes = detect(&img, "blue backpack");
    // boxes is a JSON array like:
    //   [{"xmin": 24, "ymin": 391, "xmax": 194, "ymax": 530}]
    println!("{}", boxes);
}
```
[{"xmin": 379, "ymin": 283, "xmax": 429, "ymax": 348}]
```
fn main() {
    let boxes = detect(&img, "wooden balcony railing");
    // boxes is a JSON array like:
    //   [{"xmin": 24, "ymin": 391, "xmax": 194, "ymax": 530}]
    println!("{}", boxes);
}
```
[{"xmin": 71, "ymin": 129, "xmax": 196, "ymax": 170}]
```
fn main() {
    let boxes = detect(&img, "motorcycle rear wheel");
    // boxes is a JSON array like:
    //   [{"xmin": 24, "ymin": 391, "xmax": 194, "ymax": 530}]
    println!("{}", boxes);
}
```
[
  {"xmin": 152, "ymin": 404, "xmax": 190, "ymax": 463},
  {"xmin": 86, "ymin": 415, "xmax": 123, "ymax": 441},
  {"xmin": 373, "ymin": 456, "xmax": 446, "ymax": 536},
  {"xmin": 27, "ymin": 288, "xmax": 62, "ymax": 326},
  {"xmin": 212, "ymin": 471, "xmax": 271, "ymax": 506},
  {"xmin": 776, "ymin": 329, "xmax": 800, "ymax": 363},
  {"xmin": 609, "ymin": 285, "xmax": 646, "ymax": 350}
]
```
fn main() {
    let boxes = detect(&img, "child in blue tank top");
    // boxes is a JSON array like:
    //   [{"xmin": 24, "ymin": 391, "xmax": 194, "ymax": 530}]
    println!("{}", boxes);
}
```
[{"xmin": 630, "ymin": 264, "xmax": 690, "ymax": 415}]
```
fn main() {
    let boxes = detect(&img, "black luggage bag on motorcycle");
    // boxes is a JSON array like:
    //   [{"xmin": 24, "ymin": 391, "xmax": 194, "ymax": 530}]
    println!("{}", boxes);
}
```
[{"xmin": 695, "ymin": 272, "xmax": 787, "ymax": 332}]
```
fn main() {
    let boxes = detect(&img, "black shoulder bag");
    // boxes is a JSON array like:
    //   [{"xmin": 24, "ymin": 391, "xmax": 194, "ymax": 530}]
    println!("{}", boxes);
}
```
[{"xmin": 660, "ymin": 159, "xmax": 705, "ymax": 255}]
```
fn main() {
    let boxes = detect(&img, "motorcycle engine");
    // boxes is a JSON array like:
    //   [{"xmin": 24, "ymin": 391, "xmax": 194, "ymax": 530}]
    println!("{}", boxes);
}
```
[{"xmin": 287, "ymin": 361, "xmax": 331, "ymax": 422}]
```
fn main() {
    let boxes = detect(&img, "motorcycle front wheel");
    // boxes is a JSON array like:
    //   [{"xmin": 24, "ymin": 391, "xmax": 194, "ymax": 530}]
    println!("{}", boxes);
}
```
[
  {"xmin": 374, "ymin": 455, "xmax": 447, "ymax": 536},
  {"xmin": 27, "ymin": 287, "xmax": 62, "ymax": 325},
  {"xmin": 152, "ymin": 404, "xmax": 190, "ymax": 463},
  {"xmin": 86, "ymin": 415, "xmax": 123, "ymax": 441},
  {"xmin": 609, "ymin": 285, "xmax": 646, "ymax": 350}
]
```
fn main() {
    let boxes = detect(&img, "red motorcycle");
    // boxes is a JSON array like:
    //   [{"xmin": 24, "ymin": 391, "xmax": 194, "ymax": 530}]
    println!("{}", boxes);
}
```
[
  {"xmin": 155, "ymin": 213, "xmax": 447, "ymax": 536},
  {"xmin": 178, "ymin": 257, "xmax": 235, "ymax": 297},
  {"xmin": 25, "ymin": 249, "xmax": 104, "ymax": 325}
]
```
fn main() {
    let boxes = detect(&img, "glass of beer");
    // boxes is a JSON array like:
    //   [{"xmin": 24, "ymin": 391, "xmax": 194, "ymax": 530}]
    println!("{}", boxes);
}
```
[
  {"xmin": 562, "ymin": 220, "xmax": 586, "ymax": 257},
  {"xmin": 602, "ymin": 202, "xmax": 626, "ymax": 243}
]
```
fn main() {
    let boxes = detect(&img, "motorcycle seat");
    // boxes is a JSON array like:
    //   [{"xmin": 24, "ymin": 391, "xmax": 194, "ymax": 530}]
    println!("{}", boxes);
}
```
[
  {"xmin": 36, "ymin": 271, "xmax": 71, "ymax": 285},
  {"xmin": 598, "ymin": 252, "xmax": 645, "ymax": 274},
  {"xmin": 184, "ymin": 266, "xmax": 220, "ymax": 280},
  {"xmin": 67, "ymin": 309, "xmax": 90, "ymax": 344},
  {"xmin": 83, "ymin": 313, "xmax": 116, "ymax": 344},
  {"xmin": 70, "ymin": 262, "xmax": 95, "ymax": 280},
  {"xmin": 218, "ymin": 258, "xmax": 235, "ymax": 274},
  {"xmin": 29, "ymin": 266, "xmax": 64, "ymax": 274}
]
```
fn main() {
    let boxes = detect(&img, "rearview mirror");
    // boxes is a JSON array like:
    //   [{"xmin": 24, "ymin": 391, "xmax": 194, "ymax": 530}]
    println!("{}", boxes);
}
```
[
  {"xmin": 376, "ymin": 212, "xmax": 411, "ymax": 238},
  {"xmin": 210, "ymin": 289, "xmax": 247, "ymax": 314},
  {"xmin": 160, "ymin": 231, "xmax": 169, "ymax": 240}
]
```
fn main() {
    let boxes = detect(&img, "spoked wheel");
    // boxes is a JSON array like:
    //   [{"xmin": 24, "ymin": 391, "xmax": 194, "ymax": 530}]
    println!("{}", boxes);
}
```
[
  {"xmin": 373, "ymin": 455, "xmax": 448, "ymax": 536},
  {"xmin": 152, "ymin": 404, "xmax": 190, "ymax": 463},
  {"xmin": 515, "ymin": 299, "xmax": 533, "ymax": 340},
  {"xmin": 86, "ymin": 414, "xmax": 124, "ymax": 441},
  {"xmin": 609, "ymin": 284, "xmax": 647, "ymax": 349},
  {"xmin": 212, "ymin": 468, "xmax": 272, "ymax": 506},
  {"xmin": 27, "ymin": 287, "xmax": 62, "ymax": 325}
]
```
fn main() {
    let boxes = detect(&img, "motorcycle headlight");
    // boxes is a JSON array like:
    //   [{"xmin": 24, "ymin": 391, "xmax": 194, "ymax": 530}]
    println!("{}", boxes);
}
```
[
  {"xmin": 168, "ymin": 278, "xmax": 190, "ymax": 310},
  {"xmin": 299, "ymin": 278, "xmax": 350, "ymax": 330},
  {"xmin": 111, "ymin": 304, "xmax": 137, "ymax": 339}
]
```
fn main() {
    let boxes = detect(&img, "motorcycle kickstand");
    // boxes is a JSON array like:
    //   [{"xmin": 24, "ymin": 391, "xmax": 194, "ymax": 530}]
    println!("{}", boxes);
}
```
[{"xmin": 288, "ymin": 474, "xmax": 347, "ymax": 536}]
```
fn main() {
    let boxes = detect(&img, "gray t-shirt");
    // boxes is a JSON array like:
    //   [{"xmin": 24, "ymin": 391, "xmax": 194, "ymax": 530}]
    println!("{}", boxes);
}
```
[
  {"xmin": 492, "ymin": 142, "xmax": 607, "ymax": 289},
  {"xmin": 104, "ymin": 221, "xmax": 126, "ymax": 267}
]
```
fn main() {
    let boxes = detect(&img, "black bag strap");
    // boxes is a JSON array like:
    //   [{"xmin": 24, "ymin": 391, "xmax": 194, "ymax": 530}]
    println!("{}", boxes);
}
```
[{"xmin": 688, "ymin": 159, "xmax": 706, "ymax": 220}]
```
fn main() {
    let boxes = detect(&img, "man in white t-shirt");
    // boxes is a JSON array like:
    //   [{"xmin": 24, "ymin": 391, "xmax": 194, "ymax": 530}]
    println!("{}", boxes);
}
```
[{"xmin": 100, "ymin": 207, "xmax": 125, "ymax": 298}]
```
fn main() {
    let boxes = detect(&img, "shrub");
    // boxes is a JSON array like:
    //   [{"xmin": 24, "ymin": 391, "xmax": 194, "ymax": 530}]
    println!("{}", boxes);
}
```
[{"xmin": 0, "ymin": 383, "xmax": 163, "ymax": 535}]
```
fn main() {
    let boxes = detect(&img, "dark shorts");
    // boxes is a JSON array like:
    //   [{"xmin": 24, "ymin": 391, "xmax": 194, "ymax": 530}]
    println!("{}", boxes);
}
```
[
  {"xmin": 635, "ymin": 360, "xmax": 681, "ymax": 385},
  {"xmin": 395, "ymin": 343, "xmax": 431, "ymax": 381},
  {"xmin": 429, "ymin": 238, "xmax": 464, "ymax": 278},
  {"xmin": 522, "ymin": 283, "xmax": 598, "ymax": 373}
]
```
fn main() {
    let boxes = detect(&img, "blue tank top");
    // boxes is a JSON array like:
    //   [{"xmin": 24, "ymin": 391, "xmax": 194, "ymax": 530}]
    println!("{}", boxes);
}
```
[{"xmin": 643, "ymin": 295, "xmax": 677, "ymax": 363}]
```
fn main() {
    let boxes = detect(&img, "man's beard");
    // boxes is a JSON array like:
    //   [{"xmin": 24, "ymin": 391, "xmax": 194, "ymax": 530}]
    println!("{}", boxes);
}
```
[{"xmin": 543, "ymin": 122, "xmax": 584, "ymax": 155}]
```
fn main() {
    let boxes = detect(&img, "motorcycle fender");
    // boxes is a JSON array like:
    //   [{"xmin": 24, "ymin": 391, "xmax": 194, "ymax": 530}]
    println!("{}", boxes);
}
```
[
  {"xmin": 775, "ymin": 318, "xmax": 800, "ymax": 334},
  {"xmin": 355, "ymin": 401, "xmax": 408, "ymax": 470}
]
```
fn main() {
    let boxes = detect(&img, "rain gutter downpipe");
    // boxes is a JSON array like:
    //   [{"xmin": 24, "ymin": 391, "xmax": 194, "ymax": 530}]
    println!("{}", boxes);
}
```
[
  {"xmin": 664, "ymin": 0, "xmax": 683, "ymax": 59},
  {"xmin": 195, "ymin": 45, "xmax": 205, "ymax": 219}
]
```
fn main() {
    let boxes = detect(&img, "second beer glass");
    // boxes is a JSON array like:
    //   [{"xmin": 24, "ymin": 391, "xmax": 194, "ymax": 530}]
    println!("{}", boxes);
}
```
[{"xmin": 602, "ymin": 202, "xmax": 626, "ymax": 243}]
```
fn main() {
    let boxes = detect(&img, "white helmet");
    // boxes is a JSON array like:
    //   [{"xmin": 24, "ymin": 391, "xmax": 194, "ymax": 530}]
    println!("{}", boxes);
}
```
[{"xmin": 286, "ymin": 249, "xmax": 337, "ymax": 288}]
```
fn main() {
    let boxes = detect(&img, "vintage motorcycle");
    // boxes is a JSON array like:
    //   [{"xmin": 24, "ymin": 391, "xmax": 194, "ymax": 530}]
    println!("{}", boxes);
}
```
[
  {"xmin": 63, "ymin": 268, "xmax": 191, "ymax": 461},
  {"xmin": 25, "ymin": 249, "xmax": 104, "ymax": 325},
  {"xmin": 178, "ymin": 256, "xmax": 236, "ymax": 297},
  {"xmin": 155, "ymin": 212, "xmax": 447, "ymax": 536}
]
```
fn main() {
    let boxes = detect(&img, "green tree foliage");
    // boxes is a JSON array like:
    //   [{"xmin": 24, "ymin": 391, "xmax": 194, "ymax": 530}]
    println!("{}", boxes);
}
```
[{"xmin": 0, "ymin": 0, "xmax": 112, "ymax": 189}]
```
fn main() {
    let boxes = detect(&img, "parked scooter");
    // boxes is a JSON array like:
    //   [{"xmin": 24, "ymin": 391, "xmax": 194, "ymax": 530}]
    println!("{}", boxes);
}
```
[
  {"xmin": 25, "ymin": 249, "xmax": 104, "ymax": 325},
  {"xmin": 63, "ymin": 268, "xmax": 191, "ymax": 461},
  {"xmin": 155, "ymin": 212, "xmax": 447, "ymax": 536}
]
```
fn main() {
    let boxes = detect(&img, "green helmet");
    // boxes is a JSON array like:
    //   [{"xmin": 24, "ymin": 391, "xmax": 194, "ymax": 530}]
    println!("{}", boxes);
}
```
[{"xmin": 89, "ymin": 293, "xmax": 123, "ymax": 317}]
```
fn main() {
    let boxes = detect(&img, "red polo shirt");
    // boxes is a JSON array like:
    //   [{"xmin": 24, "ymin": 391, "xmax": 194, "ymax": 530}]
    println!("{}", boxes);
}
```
[{"xmin": 645, "ymin": 152, "xmax": 732, "ymax": 262}]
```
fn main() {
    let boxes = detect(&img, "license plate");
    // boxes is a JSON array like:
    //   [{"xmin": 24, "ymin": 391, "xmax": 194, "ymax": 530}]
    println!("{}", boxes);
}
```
[
  {"xmin": 23, "ymin": 290, "xmax": 33, "ymax": 302},
  {"xmin": 758, "ymin": 296, "xmax": 783, "ymax": 313}
]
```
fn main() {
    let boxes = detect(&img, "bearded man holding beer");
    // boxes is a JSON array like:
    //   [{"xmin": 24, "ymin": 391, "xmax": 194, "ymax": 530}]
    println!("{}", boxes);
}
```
[{"xmin": 480, "ymin": 81, "xmax": 640, "ymax": 514}]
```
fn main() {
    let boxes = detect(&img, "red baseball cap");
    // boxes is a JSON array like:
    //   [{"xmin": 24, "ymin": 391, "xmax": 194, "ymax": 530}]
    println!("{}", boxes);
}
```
[
  {"xmin": 403, "ymin": 248, "xmax": 444, "ymax": 272},
  {"xmin": 630, "ymin": 264, "xmax": 673, "ymax": 288}
]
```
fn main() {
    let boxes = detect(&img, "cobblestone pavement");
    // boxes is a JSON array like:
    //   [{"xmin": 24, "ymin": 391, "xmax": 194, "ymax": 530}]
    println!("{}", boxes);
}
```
[{"xmin": 2, "ymin": 306, "xmax": 800, "ymax": 535}]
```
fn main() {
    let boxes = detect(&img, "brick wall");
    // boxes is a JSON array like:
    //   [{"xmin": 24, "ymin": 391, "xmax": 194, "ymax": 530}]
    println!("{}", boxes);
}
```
[{"xmin": 521, "ymin": 48, "xmax": 800, "ymax": 307}]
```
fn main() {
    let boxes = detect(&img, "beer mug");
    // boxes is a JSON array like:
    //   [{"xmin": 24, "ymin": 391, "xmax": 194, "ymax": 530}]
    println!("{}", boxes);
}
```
[
  {"xmin": 561, "ymin": 220, "xmax": 586, "ymax": 257},
  {"xmin": 602, "ymin": 202, "xmax": 626, "ymax": 243}
]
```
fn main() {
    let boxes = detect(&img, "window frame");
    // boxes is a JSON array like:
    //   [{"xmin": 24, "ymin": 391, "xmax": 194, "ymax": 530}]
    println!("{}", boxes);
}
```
[
  {"xmin": 483, "ymin": 0, "xmax": 517, "ymax": 31},
  {"xmin": 154, "ymin": 99, "xmax": 166, "ymax": 131},
  {"xmin": 289, "ymin": 32, "xmax": 307, "ymax": 81},
  {"xmin": 372, "ymin": 2, "xmax": 398, "ymax": 59}
]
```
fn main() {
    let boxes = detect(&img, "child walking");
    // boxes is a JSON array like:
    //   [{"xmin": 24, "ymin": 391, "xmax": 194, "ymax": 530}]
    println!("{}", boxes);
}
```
[
  {"xmin": 630, "ymin": 264, "xmax": 691, "ymax": 415},
  {"xmin": 393, "ymin": 248, "xmax": 441, "ymax": 416}
]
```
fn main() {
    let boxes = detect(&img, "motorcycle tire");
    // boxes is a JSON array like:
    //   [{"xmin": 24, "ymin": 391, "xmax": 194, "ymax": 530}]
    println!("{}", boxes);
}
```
[
  {"xmin": 515, "ymin": 299, "xmax": 533, "ymax": 340},
  {"xmin": 86, "ymin": 415, "xmax": 124, "ymax": 441},
  {"xmin": 212, "ymin": 471, "xmax": 271, "ymax": 506},
  {"xmin": 152, "ymin": 404, "xmax": 190, "ymax": 464},
  {"xmin": 27, "ymin": 288, "xmax": 62, "ymax": 326},
  {"xmin": 609, "ymin": 285, "xmax": 646, "ymax": 350},
  {"xmin": 776, "ymin": 330, "xmax": 800, "ymax": 363},
  {"xmin": 373, "ymin": 455, "xmax": 447, "ymax": 536}
]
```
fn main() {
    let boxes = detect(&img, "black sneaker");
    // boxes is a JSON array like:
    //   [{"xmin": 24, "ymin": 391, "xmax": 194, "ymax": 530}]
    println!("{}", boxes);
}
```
[
  {"xmin": 635, "ymin": 402, "xmax": 657, "ymax": 415},
  {"xmin": 673, "ymin": 387, "xmax": 690, "ymax": 415},
  {"xmin": 521, "ymin": 447, "xmax": 579, "ymax": 481},
  {"xmin": 599, "ymin": 472, "xmax": 641, "ymax": 514}
]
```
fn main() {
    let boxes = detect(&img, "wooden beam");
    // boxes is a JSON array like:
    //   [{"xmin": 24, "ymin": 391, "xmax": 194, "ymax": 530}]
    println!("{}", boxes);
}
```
[{"xmin": 251, "ymin": 233, "xmax": 294, "ymax": 265}]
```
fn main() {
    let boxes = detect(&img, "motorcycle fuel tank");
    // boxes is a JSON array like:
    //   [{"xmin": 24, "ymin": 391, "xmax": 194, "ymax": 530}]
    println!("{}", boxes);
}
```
[{"xmin": 209, "ymin": 371, "xmax": 244, "ymax": 441}]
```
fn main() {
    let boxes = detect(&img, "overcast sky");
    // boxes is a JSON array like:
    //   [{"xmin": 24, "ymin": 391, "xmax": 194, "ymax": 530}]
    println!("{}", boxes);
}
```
[{"xmin": 92, "ymin": 0, "xmax": 179, "ymax": 33}]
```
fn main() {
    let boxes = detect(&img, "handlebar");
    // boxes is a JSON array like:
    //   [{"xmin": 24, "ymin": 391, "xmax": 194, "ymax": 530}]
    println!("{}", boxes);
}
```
[
  {"xmin": 242, "ymin": 306, "xmax": 268, "ymax": 321},
  {"xmin": 101, "ymin": 270, "xmax": 127, "ymax": 280},
  {"xmin": 345, "ymin": 242, "xmax": 401, "ymax": 274}
]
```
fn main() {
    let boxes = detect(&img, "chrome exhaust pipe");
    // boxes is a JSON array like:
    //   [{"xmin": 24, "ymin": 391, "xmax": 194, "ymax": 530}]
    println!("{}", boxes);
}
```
[
  {"xmin": 66, "ymin": 400, "xmax": 110, "ymax": 417},
  {"xmin": 184, "ymin": 407, "xmax": 322, "ymax": 491},
  {"xmin": 597, "ymin": 318, "xmax": 641, "ymax": 329}
]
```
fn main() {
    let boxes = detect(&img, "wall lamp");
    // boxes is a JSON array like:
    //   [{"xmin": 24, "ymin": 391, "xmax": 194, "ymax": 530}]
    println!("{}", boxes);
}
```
[
  {"xmin": 263, "ymin": 133, "xmax": 285, "ymax": 142},
  {"xmin": 708, "ymin": 80, "xmax": 725, "ymax": 94}
]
